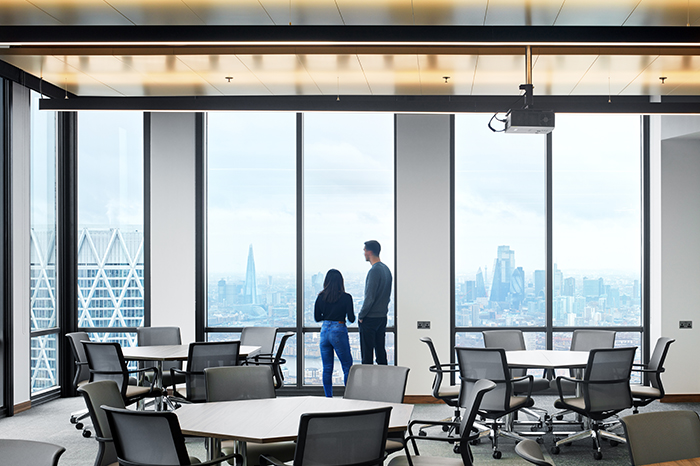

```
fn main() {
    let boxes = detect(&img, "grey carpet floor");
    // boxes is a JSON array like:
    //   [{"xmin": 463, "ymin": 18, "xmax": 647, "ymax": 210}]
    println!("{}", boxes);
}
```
[{"xmin": 1, "ymin": 395, "xmax": 698, "ymax": 465}]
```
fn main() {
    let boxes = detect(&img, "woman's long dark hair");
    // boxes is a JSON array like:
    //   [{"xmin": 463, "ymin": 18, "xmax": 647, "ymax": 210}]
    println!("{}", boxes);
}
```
[{"xmin": 318, "ymin": 269, "xmax": 345, "ymax": 304}]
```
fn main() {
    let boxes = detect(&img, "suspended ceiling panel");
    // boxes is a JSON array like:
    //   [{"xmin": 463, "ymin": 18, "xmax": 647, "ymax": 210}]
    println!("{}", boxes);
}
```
[{"xmin": 1, "ymin": 0, "xmax": 700, "ymax": 26}]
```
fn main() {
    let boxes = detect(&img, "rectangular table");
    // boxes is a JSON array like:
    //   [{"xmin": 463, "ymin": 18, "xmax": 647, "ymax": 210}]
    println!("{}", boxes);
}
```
[
  {"xmin": 648, "ymin": 459, "xmax": 700, "ymax": 466},
  {"xmin": 175, "ymin": 396, "xmax": 414, "ymax": 463},
  {"xmin": 506, "ymin": 350, "xmax": 589, "ymax": 370}
]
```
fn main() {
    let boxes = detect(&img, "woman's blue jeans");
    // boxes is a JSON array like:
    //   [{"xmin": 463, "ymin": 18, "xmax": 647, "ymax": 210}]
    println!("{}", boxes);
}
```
[{"xmin": 320, "ymin": 321, "xmax": 353, "ymax": 397}]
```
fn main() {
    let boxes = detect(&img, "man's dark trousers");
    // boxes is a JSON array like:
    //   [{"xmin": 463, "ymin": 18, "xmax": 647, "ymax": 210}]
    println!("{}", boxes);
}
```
[{"xmin": 359, "ymin": 316, "xmax": 388, "ymax": 365}]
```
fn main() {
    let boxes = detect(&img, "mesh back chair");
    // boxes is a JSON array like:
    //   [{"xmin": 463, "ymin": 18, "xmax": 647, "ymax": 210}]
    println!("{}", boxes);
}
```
[
  {"xmin": 102, "ymin": 406, "xmax": 240, "ymax": 466},
  {"xmin": 244, "ymin": 332, "xmax": 295, "ymax": 389},
  {"xmin": 0, "ymin": 439, "xmax": 65, "ymax": 466},
  {"xmin": 171, "ymin": 341, "xmax": 241, "ymax": 403},
  {"xmin": 343, "ymin": 365, "xmax": 410, "ymax": 454},
  {"xmin": 78, "ymin": 380, "xmax": 126, "ymax": 466},
  {"xmin": 241, "ymin": 327, "xmax": 278, "ymax": 364},
  {"xmin": 66, "ymin": 331, "xmax": 92, "ymax": 435},
  {"xmin": 551, "ymin": 346, "xmax": 636, "ymax": 461},
  {"xmin": 260, "ymin": 407, "xmax": 392, "ymax": 466},
  {"xmin": 205, "ymin": 366, "xmax": 295, "ymax": 466},
  {"xmin": 136, "ymin": 326, "xmax": 185, "ymax": 390},
  {"xmin": 630, "ymin": 337, "xmax": 675, "ymax": 413},
  {"xmin": 621, "ymin": 410, "xmax": 700, "ymax": 466},
  {"xmin": 83, "ymin": 342, "xmax": 162, "ymax": 408},
  {"xmin": 483, "ymin": 330, "xmax": 550, "ymax": 428},
  {"xmin": 456, "ymin": 347, "xmax": 535, "ymax": 459},
  {"xmin": 389, "ymin": 379, "xmax": 497, "ymax": 466},
  {"xmin": 418, "ymin": 337, "xmax": 461, "ymax": 437},
  {"xmin": 514, "ymin": 439, "xmax": 553, "ymax": 466}
]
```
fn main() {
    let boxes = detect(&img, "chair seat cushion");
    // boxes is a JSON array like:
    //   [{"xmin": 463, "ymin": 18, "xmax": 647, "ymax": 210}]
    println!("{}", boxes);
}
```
[
  {"xmin": 389, "ymin": 455, "xmax": 463, "ymax": 466},
  {"xmin": 630, "ymin": 385, "xmax": 661, "ymax": 398},
  {"xmin": 510, "ymin": 396, "xmax": 534, "ymax": 410},
  {"xmin": 386, "ymin": 439, "xmax": 404, "ymax": 454},
  {"xmin": 550, "ymin": 378, "xmax": 578, "ymax": 394},
  {"xmin": 437, "ymin": 386, "xmax": 460, "ymax": 399},
  {"xmin": 554, "ymin": 397, "xmax": 585, "ymax": 410},
  {"xmin": 223, "ymin": 440, "xmax": 296, "ymax": 466},
  {"xmin": 125, "ymin": 385, "xmax": 157, "ymax": 399},
  {"xmin": 513, "ymin": 377, "xmax": 550, "ymax": 394}
]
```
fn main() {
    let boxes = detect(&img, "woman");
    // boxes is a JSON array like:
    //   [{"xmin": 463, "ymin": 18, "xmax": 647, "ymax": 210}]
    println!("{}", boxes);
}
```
[{"xmin": 314, "ymin": 269, "xmax": 356, "ymax": 397}]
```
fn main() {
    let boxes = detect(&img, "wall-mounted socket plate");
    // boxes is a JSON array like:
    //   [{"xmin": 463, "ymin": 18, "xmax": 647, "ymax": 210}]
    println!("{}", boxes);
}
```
[
  {"xmin": 417, "ymin": 321, "xmax": 430, "ymax": 330},
  {"xmin": 680, "ymin": 321, "xmax": 693, "ymax": 329}
]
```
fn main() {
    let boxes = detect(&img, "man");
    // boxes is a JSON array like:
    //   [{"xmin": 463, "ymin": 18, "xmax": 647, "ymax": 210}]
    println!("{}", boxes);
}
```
[{"xmin": 358, "ymin": 240, "xmax": 393, "ymax": 365}]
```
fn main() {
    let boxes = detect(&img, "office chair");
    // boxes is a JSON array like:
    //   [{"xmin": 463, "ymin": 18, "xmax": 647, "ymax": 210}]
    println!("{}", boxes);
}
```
[
  {"xmin": 551, "ymin": 346, "xmax": 636, "ymax": 460},
  {"xmin": 83, "ymin": 341, "xmax": 163, "ymax": 408},
  {"xmin": 483, "ymin": 330, "xmax": 550, "ymax": 429},
  {"xmin": 136, "ymin": 326, "xmax": 186, "ymax": 391},
  {"xmin": 515, "ymin": 439, "xmax": 553, "ymax": 466},
  {"xmin": 66, "ymin": 331, "xmax": 92, "ymax": 436},
  {"xmin": 241, "ymin": 326, "xmax": 278, "ymax": 364},
  {"xmin": 418, "ymin": 337, "xmax": 461, "ymax": 437},
  {"xmin": 630, "ymin": 337, "xmax": 675, "ymax": 413},
  {"xmin": 621, "ymin": 410, "xmax": 700, "ymax": 466},
  {"xmin": 456, "ymin": 346, "xmax": 536, "ymax": 459},
  {"xmin": 171, "ymin": 340, "xmax": 240, "ymax": 404},
  {"xmin": 343, "ymin": 364, "xmax": 410, "ymax": 454},
  {"xmin": 77, "ymin": 380, "xmax": 125, "ymax": 466},
  {"xmin": 205, "ymin": 365, "xmax": 296, "ymax": 466},
  {"xmin": 244, "ymin": 331, "xmax": 294, "ymax": 389},
  {"xmin": 103, "ymin": 406, "xmax": 240, "ymax": 466},
  {"xmin": 389, "ymin": 379, "xmax": 497, "ymax": 466},
  {"xmin": 0, "ymin": 439, "xmax": 65, "ymax": 466},
  {"xmin": 260, "ymin": 407, "xmax": 392, "ymax": 466}
]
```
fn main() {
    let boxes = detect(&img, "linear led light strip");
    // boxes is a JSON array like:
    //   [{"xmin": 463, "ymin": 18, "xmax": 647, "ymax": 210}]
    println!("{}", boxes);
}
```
[{"xmin": 3, "ymin": 41, "xmax": 700, "ymax": 47}]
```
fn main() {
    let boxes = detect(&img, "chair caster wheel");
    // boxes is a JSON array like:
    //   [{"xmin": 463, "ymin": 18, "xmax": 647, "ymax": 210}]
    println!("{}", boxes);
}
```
[
  {"xmin": 82, "ymin": 430, "xmax": 91, "ymax": 438},
  {"xmin": 547, "ymin": 426, "xmax": 553, "ymax": 432},
  {"xmin": 70, "ymin": 416, "xmax": 77, "ymax": 424},
  {"xmin": 470, "ymin": 439, "xmax": 480, "ymax": 446},
  {"xmin": 609, "ymin": 440, "xmax": 619, "ymax": 447},
  {"xmin": 555, "ymin": 415, "xmax": 563, "ymax": 421},
  {"xmin": 442, "ymin": 425, "xmax": 450, "ymax": 432},
  {"xmin": 453, "ymin": 444, "xmax": 461, "ymax": 454},
  {"xmin": 418, "ymin": 431, "xmax": 427, "ymax": 437},
  {"xmin": 492, "ymin": 451, "xmax": 502, "ymax": 459},
  {"xmin": 536, "ymin": 437, "xmax": 544, "ymax": 445},
  {"xmin": 551, "ymin": 446, "xmax": 561, "ymax": 455},
  {"xmin": 593, "ymin": 451, "xmax": 603, "ymax": 460},
  {"xmin": 75, "ymin": 422, "xmax": 83, "ymax": 430}
]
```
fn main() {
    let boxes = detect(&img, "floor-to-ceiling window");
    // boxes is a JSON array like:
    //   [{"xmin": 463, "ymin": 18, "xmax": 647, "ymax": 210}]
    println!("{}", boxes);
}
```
[
  {"xmin": 77, "ymin": 112, "xmax": 144, "ymax": 348},
  {"xmin": 206, "ymin": 112, "xmax": 297, "ymax": 383},
  {"xmin": 30, "ymin": 91, "xmax": 59, "ymax": 394},
  {"xmin": 454, "ymin": 113, "xmax": 546, "ymax": 349},
  {"xmin": 303, "ymin": 113, "xmax": 394, "ymax": 386},
  {"xmin": 454, "ymin": 113, "xmax": 644, "ymax": 375}
]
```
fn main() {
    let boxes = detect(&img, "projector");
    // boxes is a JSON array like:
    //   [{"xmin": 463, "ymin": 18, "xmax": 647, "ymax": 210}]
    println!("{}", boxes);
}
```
[{"xmin": 505, "ymin": 109, "xmax": 555, "ymax": 134}]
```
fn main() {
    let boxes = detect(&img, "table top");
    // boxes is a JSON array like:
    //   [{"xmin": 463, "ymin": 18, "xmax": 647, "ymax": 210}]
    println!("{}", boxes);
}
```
[
  {"xmin": 506, "ymin": 350, "xmax": 590, "ymax": 369},
  {"xmin": 121, "ymin": 344, "xmax": 261, "ymax": 361},
  {"xmin": 647, "ymin": 458, "xmax": 700, "ymax": 466},
  {"xmin": 176, "ymin": 396, "xmax": 414, "ymax": 444}
]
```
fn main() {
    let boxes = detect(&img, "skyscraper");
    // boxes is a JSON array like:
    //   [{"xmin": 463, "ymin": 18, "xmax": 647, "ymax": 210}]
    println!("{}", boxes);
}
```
[
  {"xmin": 534, "ymin": 270, "xmax": 546, "ymax": 298},
  {"xmin": 563, "ymin": 277, "xmax": 576, "ymax": 297},
  {"xmin": 510, "ymin": 267, "xmax": 525, "ymax": 305},
  {"xmin": 475, "ymin": 268, "xmax": 487, "ymax": 298},
  {"xmin": 490, "ymin": 245, "xmax": 515, "ymax": 302},
  {"xmin": 243, "ymin": 244, "xmax": 259, "ymax": 304}
]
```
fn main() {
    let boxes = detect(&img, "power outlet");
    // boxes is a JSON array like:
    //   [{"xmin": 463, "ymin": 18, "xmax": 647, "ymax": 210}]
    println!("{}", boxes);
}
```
[
  {"xmin": 417, "ymin": 321, "xmax": 431, "ymax": 330},
  {"xmin": 680, "ymin": 321, "xmax": 693, "ymax": 329}
]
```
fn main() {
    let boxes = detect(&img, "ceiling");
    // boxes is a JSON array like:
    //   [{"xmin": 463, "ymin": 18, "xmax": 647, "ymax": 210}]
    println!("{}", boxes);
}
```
[{"xmin": 1, "ymin": 0, "xmax": 699, "ymax": 98}]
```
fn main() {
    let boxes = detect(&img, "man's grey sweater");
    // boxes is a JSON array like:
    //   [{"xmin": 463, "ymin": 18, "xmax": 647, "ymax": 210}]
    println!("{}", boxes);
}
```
[{"xmin": 359, "ymin": 261, "xmax": 393, "ymax": 319}]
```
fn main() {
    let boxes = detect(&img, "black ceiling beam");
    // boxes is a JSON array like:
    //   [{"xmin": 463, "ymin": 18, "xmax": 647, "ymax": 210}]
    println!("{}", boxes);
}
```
[
  {"xmin": 38, "ymin": 94, "xmax": 700, "ymax": 113},
  {"xmin": 3, "ymin": 25, "xmax": 700, "ymax": 46},
  {"xmin": 0, "ymin": 59, "xmax": 75, "ymax": 100}
]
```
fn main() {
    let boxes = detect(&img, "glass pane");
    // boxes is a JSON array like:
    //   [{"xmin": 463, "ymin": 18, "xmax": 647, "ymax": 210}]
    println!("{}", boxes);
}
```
[
  {"xmin": 303, "ymin": 332, "xmax": 394, "ymax": 386},
  {"xmin": 454, "ymin": 114, "xmax": 545, "ymax": 328},
  {"xmin": 554, "ymin": 331, "xmax": 641, "ymax": 382},
  {"xmin": 455, "ymin": 332, "xmax": 484, "ymax": 348},
  {"xmin": 77, "ymin": 112, "xmax": 144, "ymax": 330},
  {"xmin": 552, "ymin": 115, "xmax": 641, "ymax": 327},
  {"xmin": 30, "ymin": 334, "xmax": 58, "ymax": 393},
  {"xmin": 207, "ymin": 113, "xmax": 296, "ymax": 329},
  {"xmin": 207, "ymin": 332, "xmax": 298, "ymax": 386},
  {"xmin": 303, "ymin": 114, "xmax": 394, "ymax": 330},
  {"xmin": 30, "ymin": 91, "xmax": 57, "ymax": 332}
]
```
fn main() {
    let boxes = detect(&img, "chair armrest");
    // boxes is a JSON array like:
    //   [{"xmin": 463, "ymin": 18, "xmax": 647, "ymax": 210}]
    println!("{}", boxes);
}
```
[
  {"xmin": 197, "ymin": 452, "xmax": 242, "ymax": 466},
  {"xmin": 511, "ymin": 374, "xmax": 534, "ymax": 397},
  {"xmin": 260, "ymin": 455, "xmax": 287, "ymax": 466},
  {"xmin": 128, "ymin": 366, "xmax": 158, "ymax": 391},
  {"xmin": 631, "ymin": 367, "xmax": 664, "ymax": 374}
]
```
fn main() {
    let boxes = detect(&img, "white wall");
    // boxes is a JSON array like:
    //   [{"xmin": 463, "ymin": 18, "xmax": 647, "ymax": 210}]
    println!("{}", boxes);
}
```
[
  {"xmin": 148, "ymin": 113, "xmax": 198, "ymax": 345},
  {"xmin": 655, "ymin": 116, "xmax": 700, "ymax": 394},
  {"xmin": 11, "ymin": 84, "xmax": 31, "ymax": 405},
  {"xmin": 395, "ymin": 114, "xmax": 452, "ymax": 396}
]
